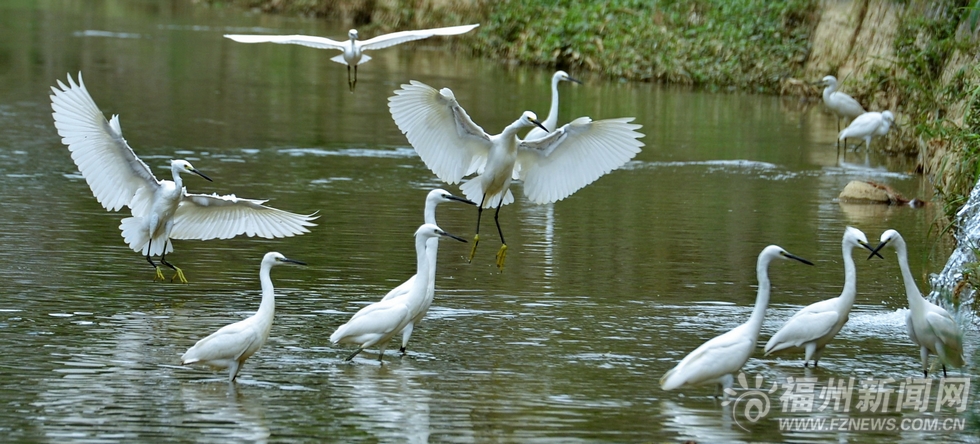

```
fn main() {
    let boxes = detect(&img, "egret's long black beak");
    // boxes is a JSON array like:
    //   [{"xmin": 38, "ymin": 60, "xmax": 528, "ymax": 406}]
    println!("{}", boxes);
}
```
[
  {"xmin": 783, "ymin": 252, "xmax": 814, "ymax": 266},
  {"xmin": 192, "ymin": 169, "xmax": 213, "ymax": 182},
  {"xmin": 447, "ymin": 194, "xmax": 477, "ymax": 206},
  {"xmin": 868, "ymin": 240, "xmax": 890, "ymax": 260},
  {"xmin": 280, "ymin": 257, "xmax": 307, "ymax": 266},
  {"xmin": 568, "ymin": 76, "xmax": 583, "ymax": 85},
  {"xmin": 861, "ymin": 241, "xmax": 885, "ymax": 260},
  {"xmin": 530, "ymin": 118, "xmax": 548, "ymax": 133},
  {"xmin": 439, "ymin": 230, "xmax": 468, "ymax": 243}
]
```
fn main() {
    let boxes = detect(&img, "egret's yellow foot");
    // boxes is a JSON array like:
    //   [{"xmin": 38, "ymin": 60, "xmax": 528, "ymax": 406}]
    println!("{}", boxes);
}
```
[
  {"xmin": 171, "ymin": 267, "xmax": 189, "ymax": 284},
  {"xmin": 154, "ymin": 266, "xmax": 167, "ymax": 281},
  {"xmin": 468, "ymin": 234, "xmax": 481, "ymax": 262},
  {"xmin": 495, "ymin": 244, "xmax": 508, "ymax": 270}
]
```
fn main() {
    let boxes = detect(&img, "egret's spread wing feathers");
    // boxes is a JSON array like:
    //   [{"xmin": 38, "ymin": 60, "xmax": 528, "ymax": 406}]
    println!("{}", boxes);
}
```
[
  {"xmin": 50, "ymin": 73, "xmax": 159, "ymax": 212},
  {"xmin": 389, "ymin": 81, "xmax": 492, "ymax": 184},
  {"xmin": 170, "ymin": 193, "xmax": 318, "ymax": 240},
  {"xmin": 359, "ymin": 24, "xmax": 479, "ymax": 50},
  {"xmin": 223, "ymin": 34, "xmax": 346, "ymax": 50},
  {"xmin": 517, "ymin": 117, "xmax": 644, "ymax": 204},
  {"xmin": 764, "ymin": 310, "xmax": 840, "ymax": 353}
]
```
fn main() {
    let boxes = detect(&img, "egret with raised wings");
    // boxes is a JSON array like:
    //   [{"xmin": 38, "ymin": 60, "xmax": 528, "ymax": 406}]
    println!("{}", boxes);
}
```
[
  {"xmin": 523, "ymin": 70, "xmax": 583, "ymax": 140},
  {"xmin": 660, "ymin": 245, "xmax": 813, "ymax": 395},
  {"xmin": 50, "ymin": 73, "xmax": 318, "ymax": 283},
  {"xmin": 224, "ymin": 24, "xmax": 479, "ymax": 92},
  {"xmin": 868, "ymin": 229, "xmax": 965, "ymax": 377},
  {"xmin": 389, "ymin": 80, "xmax": 644, "ymax": 270}
]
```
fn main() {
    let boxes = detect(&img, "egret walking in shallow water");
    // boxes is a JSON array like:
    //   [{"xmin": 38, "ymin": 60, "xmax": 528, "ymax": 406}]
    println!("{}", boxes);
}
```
[
  {"xmin": 181, "ymin": 252, "xmax": 306, "ymax": 382},
  {"xmin": 660, "ymin": 245, "xmax": 813, "ymax": 395},
  {"xmin": 839, "ymin": 111, "xmax": 894, "ymax": 152},
  {"xmin": 764, "ymin": 227, "xmax": 878, "ymax": 367},
  {"xmin": 817, "ymin": 75, "xmax": 865, "ymax": 133},
  {"xmin": 224, "ymin": 24, "xmax": 479, "ymax": 92},
  {"xmin": 388, "ymin": 80, "xmax": 644, "ymax": 270},
  {"xmin": 523, "ymin": 70, "xmax": 583, "ymax": 140},
  {"xmin": 868, "ymin": 229, "xmax": 965, "ymax": 377},
  {"xmin": 331, "ymin": 224, "xmax": 466, "ymax": 362},
  {"xmin": 380, "ymin": 189, "xmax": 474, "ymax": 354},
  {"xmin": 50, "ymin": 73, "xmax": 318, "ymax": 283}
]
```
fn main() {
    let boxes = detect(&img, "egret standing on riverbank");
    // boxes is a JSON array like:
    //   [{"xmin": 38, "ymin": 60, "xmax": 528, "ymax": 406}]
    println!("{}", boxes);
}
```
[
  {"xmin": 838, "ymin": 111, "xmax": 895, "ymax": 152},
  {"xmin": 818, "ymin": 75, "xmax": 865, "ymax": 132},
  {"xmin": 225, "ymin": 24, "xmax": 479, "ymax": 92}
]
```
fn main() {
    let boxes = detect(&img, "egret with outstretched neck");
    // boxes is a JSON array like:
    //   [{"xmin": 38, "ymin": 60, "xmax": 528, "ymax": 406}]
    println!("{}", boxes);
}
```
[{"xmin": 524, "ymin": 70, "xmax": 583, "ymax": 140}]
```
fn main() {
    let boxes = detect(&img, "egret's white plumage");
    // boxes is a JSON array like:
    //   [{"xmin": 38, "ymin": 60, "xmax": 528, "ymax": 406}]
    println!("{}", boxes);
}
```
[
  {"xmin": 331, "ymin": 224, "xmax": 466, "ymax": 362},
  {"xmin": 523, "ymin": 70, "xmax": 582, "ymax": 140},
  {"xmin": 838, "ymin": 111, "xmax": 894, "ymax": 151},
  {"xmin": 388, "ymin": 80, "xmax": 644, "ymax": 269},
  {"xmin": 224, "ymin": 24, "xmax": 479, "ymax": 91},
  {"xmin": 869, "ymin": 229, "xmax": 965, "ymax": 377},
  {"xmin": 380, "ymin": 189, "xmax": 474, "ymax": 353},
  {"xmin": 660, "ymin": 245, "xmax": 813, "ymax": 394},
  {"xmin": 819, "ymin": 75, "xmax": 865, "ymax": 131},
  {"xmin": 764, "ymin": 227, "xmax": 877, "ymax": 367},
  {"xmin": 50, "ymin": 73, "xmax": 318, "ymax": 282},
  {"xmin": 180, "ymin": 252, "xmax": 306, "ymax": 382}
]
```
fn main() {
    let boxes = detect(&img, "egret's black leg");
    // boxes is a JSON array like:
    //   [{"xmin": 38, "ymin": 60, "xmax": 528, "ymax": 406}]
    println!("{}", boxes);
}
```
[
  {"xmin": 147, "ymin": 240, "xmax": 166, "ymax": 281},
  {"xmin": 468, "ymin": 195, "xmax": 487, "ymax": 262},
  {"xmin": 942, "ymin": 365, "xmax": 948, "ymax": 378},
  {"xmin": 345, "ymin": 348, "xmax": 363, "ymax": 361},
  {"xmin": 352, "ymin": 65, "xmax": 357, "ymax": 92},
  {"xmin": 494, "ymin": 203, "xmax": 508, "ymax": 270},
  {"xmin": 160, "ymin": 240, "xmax": 188, "ymax": 283}
]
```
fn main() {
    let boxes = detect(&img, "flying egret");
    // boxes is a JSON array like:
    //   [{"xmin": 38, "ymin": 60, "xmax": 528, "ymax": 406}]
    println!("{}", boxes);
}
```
[
  {"xmin": 180, "ymin": 252, "xmax": 306, "ymax": 382},
  {"xmin": 523, "ymin": 70, "xmax": 583, "ymax": 140},
  {"xmin": 388, "ymin": 80, "xmax": 644, "ymax": 270},
  {"xmin": 838, "ymin": 111, "xmax": 895, "ymax": 152},
  {"xmin": 331, "ymin": 223, "xmax": 466, "ymax": 362},
  {"xmin": 764, "ymin": 227, "xmax": 879, "ymax": 367},
  {"xmin": 868, "ymin": 229, "xmax": 965, "ymax": 377},
  {"xmin": 817, "ymin": 75, "xmax": 865, "ymax": 133},
  {"xmin": 224, "ymin": 24, "xmax": 479, "ymax": 92},
  {"xmin": 380, "ymin": 189, "xmax": 474, "ymax": 354},
  {"xmin": 660, "ymin": 245, "xmax": 813, "ymax": 395},
  {"xmin": 50, "ymin": 73, "xmax": 318, "ymax": 283}
]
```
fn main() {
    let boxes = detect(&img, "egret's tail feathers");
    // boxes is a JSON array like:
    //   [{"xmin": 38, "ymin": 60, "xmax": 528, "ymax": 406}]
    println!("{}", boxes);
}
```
[
  {"xmin": 460, "ymin": 180, "xmax": 514, "ymax": 209},
  {"xmin": 660, "ymin": 367, "xmax": 680, "ymax": 390},
  {"xmin": 329, "ymin": 54, "xmax": 347, "ymax": 65},
  {"xmin": 120, "ymin": 217, "xmax": 171, "ymax": 256}
]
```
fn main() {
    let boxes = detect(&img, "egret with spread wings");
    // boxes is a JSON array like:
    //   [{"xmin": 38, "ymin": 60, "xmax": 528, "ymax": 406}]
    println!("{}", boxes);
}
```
[
  {"xmin": 51, "ymin": 73, "xmax": 318, "ymax": 283},
  {"xmin": 388, "ymin": 80, "xmax": 644, "ymax": 270},
  {"xmin": 225, "ymin": 24, "xmax": 479, "ymax": 92}
]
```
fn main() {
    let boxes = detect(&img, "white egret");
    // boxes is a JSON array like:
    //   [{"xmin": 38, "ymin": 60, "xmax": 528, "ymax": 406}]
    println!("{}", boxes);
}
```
[
  {"xmin": 523, "ymin": 70, "xmax": 583, "ymax": 140},
  {"xmin": 224, "ymin": 24, "xmax": 479, "ymax": 92},
  {"xmin": 331, "ymin": 223, "xmax": 466, "ymax": 362},
  {"xmin": 868, "ymin": 229, "xmax": 965, "ymax": 377},
  {"xmin": 180, "ymin": 252, "xmax": 306, "ymax": 382},
  {"xmin": 660, "ymin": 245, "xmax": 813, "ymax": 394},
  {"xmin": 388, "ymin": 80, "xmax": 644, "ymax": 270},
  {"xmin": 764, "ymin": 227, "xmax": 880, "ymax": 367},
  {"xmin": 817, "ymin": 75, "xmax": 865, "ymax": 132},
  {"xmin": 380, "ymin": 189, "xmax": 474, "ymax": 354},
  {"xmin": 50, "ymin": 73, "xmax": 318, "ymax": 283},
  {"xmin": 838, "ymin": 111, "xmax": 895, "ymax": 151}
]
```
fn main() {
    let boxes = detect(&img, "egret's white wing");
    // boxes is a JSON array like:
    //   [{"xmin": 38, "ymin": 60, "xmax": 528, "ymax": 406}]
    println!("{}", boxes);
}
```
[
  {"xmin": 50, "ymin": 73, "xmax": 159, "ymax": 212},
  {"xmin": 330, "ymin": 300, "xmax": 411, "ymax": 346},
  {"xmin": 661, "ymin": 329, "xmax": 752, "ymax": 389},
  {"xmin": 839, "ymin": 112, "xmax": 882, "ymax": 140},
  {"xmin": 389, "ymin": 80, "xmax": 492, "ymax": 183},
  {"xmin": 381, "ymin": 275, "xmax": 414, "ymax": 302},
  {"xmin": 517, "ymin": 117, "xmax": 644, "ymax": 204},
  {"xmin": 829, "ymin": 91, "xmax": 865, "ymax": 118},
  {"xmin": 182, "ymin": 321, "xmax": 255, "ymax": 364},
  {"xmin": 359, "ymin": 24, "xmax": 479, "ymax": 50},
  {"xmin": 924, "ymin": 310, "xmax": 965, "ymax": 366},
  {"xmin": 223, "ymin": 34, "xmax": 346, "ymax": 50},
  {"xmin": 764, "ymin": 310, "xmax": 840, "ymax": 354},
  {"xmin": 170, "ymin": 193, "xmax": 318, "ymax": 240}
]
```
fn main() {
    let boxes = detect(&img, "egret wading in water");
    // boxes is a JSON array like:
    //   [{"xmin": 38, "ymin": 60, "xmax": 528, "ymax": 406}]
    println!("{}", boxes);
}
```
[
  {"xmin": 817, "ymin": 75, "xmax": 865, "ymax": 134},
  {"xmin": 380, "ymin": 189, "xmax": 475, "ymax": 354},
  {"xmin": 838, "ymin": 111, "xmax": 895, "ymax": 152},
  {"xmin": 50, "ymin": 73, "xmax": 318, "ymax": 283},
  {"xmin": 660, "ymin": 245, "xmax": 813, "ymax": 395},
  {"xmin": 388, "ymin": 80, "xmax": 644, "ymax": 270},
  {"xmin": 764, "ymin": 227, "xmax": 880, "ymax": 367},
  {"xmin": 180, "ymin": 252, "xmax": 306, "ymax": 382},
  {"xmin": 868, "ymin": 229, "xmax": 965, "ymax": 377},
  {"xmin": 523, "ymin": 70, "xmax": 583, "ymax": 140},
  {"xmin": 331, "ymin": 224, "xmax": 467, "ymax": 362},
  {"xmin": 224, "ymin": 24, "xmax": 479, "ymax": 92}
]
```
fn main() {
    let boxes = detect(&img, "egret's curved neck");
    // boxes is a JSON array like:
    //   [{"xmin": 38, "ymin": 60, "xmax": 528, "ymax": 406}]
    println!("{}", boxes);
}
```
[
  {"xmin": 424, "ymin": 237, "xmax": 440, "ymax": 285},
  {"xmin": 746, "ymin": 259, "xmax": 773, "ymax": 336},
  {"xmin": 543, "ymin": 78, "xmax": 562, "ymax": 130},
  {"xmin": 502, "ymin": 119, "xmax": 530, "ymax": 141},
  {"xmin": 423, "ymin": 202, "xmax": 437, "ymax": 226},
  {"xmin": 415, "ymin": 234, "xmax": 431, "ymax": 279},
  {"xmin": 823, "ymin": 84, "xmax": 835, "ymax": 102},
  {"xmin": 839, "ymin": 242, "xmax": 858, "ymax": 307},
  {"xmin": 894, "ymin": 242, "xmax": 925, "ymax": 310},
  {"xmin": 170, "ymin": 166, "xmax": 183, "ymax": 189},
  {"xmin": 256, "ymin": 261, "xmax": 276, "ymax": 319}
]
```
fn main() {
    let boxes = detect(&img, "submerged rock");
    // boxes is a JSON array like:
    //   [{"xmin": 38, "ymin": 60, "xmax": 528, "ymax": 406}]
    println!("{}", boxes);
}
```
[{"xmin": 837, "ymin": 180, "xmax": 924, "ymax": 206}]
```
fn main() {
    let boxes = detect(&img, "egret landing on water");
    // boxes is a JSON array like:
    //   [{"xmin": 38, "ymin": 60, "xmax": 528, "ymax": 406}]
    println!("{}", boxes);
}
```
[
  {"xmin": 868, "ymin": 229, "xmax": 965, "ymax": 377},
  {"xmin": 180, "ymin": 252, "xmax": 306, "ymax": 382},
  {"xmin": 660, "ymin": 245, "xmax": 813, "ymax": 396},
  {"xmin": 523, "ymin": 70, "xmax": 583, "ymax": 140},
  {"xmin": 388, "ymin": 80, "xmax": 644, "ymax": 270},
  {"xmin": 380, "ymin": 189, "xmax": 474, "ymax": 354},
  {"xmin": 50, "ymin": 73, "xmax": 318, "ymax": 283},
  {"xmin": 224, "ymin": 24, "xmax": 479, "ymax": 92},
  {"xmin": 839, "ymin": 111, "xmax": 895, "ymax": 152},
  {"xmin": 764, "ymin": 227, "xmax": 880, "ymax": 367},
  {"xmin": 331, "ymin": 224, "xmax": 467, "ymax": 363}
]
